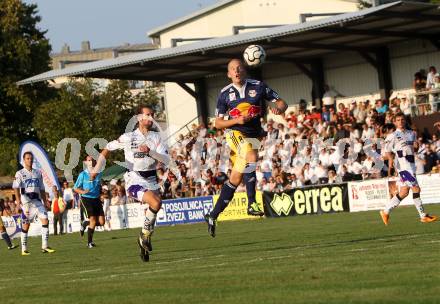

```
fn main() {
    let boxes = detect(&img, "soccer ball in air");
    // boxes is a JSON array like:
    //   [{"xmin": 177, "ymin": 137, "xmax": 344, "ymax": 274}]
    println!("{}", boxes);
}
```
[{"xmin": 243, "ymin": 45, "xmax": 266, "ymax": 67}]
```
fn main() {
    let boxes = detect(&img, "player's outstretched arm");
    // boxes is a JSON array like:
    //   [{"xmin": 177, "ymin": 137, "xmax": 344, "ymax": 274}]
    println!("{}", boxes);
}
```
[
  {"xmin": 90, "ymin": 149, "xmax": 110, "ymax": 180},
  {"xmin": 214, "ymin": 116, "xmax": 249, "ymax": 129},
  {"xmin": 13, "ymin": 188, "xmax": 21, "ymax": 206},
  {"xmin": 270, "ymin": 99, "xmax": 288, "ymax": 115}
]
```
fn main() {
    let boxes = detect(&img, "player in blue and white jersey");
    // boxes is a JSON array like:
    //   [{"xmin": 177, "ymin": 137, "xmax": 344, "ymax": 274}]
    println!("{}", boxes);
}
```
[
  {"xmin": 380, "ymin": 113, "xmax": 437, "ymax": 225},
  {"xmin": 0, "ymin": 202, "xmax": 18, "ymax": 250},
  {"xmin": 93, "ymin": 105, "xmax": 169, "ymax": 262},
  {"xmin": 13, "ymin": 152, "xmax": 55, "ymax": 255},
  {"xmin": 204, "ymin": 58, "xmax": 287, "ymax": 237}
]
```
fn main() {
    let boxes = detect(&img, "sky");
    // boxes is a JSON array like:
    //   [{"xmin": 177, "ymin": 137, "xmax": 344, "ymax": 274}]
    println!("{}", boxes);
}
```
[{"xmin": 23, "ymin": 0, "xmax": 219, "ymax": 53}]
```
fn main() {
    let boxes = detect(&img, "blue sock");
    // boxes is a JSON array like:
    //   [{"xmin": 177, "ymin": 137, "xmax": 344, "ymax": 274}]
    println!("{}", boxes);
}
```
[
  {"xmin": 244, "ymin": 172, "xmax": 257, "ymax": 208},
  {"xmin": 1, "ymin": 231, "xmax": 12, "ymax": 247},
  {"xmin": 210, "ymin": 181, "xmax": 237, "ymax": 219}
]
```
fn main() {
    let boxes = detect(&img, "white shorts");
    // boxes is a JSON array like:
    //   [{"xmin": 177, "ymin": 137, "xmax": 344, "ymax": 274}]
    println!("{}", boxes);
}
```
[
  {"xmin": 124, "ymin": 171, "xmax": 159, "ymax": 202},
  {"xmin": 21, "ymin": 199, "xmax": 48, "ymax": 223},
  {"xmin": 397, "ymin": 169, "xmax": 419, "ymax": 188}
]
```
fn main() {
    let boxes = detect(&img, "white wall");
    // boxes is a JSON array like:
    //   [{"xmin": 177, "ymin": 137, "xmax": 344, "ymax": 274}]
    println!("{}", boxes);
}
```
[
  {"xmin": 389, "ymin": 40, "xmax": 440, "ymax": 90},
  {"xmin": 164, "ymin": 83, "xmax": 198, "ymax": 138},
  {"xmin": 158, "ymin": 0, "xmax": 358, "ymax": 48},
  {"xmin": 324, "ymin": 52, "xmax": 379, "ymax": 97}
]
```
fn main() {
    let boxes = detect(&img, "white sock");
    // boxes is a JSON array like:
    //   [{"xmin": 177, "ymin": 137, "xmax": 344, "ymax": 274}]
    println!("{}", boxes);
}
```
[
  {"xmin": 41, "ymin": 225, "xmax": 49, "ymax": 249},
  {"xmin": 21, "ymin": 232, "xmax": 28, "ymax": 251},
  {"xmin": 385, "ymin": 195, "xmax": 401, "ymax": 214},
  {"xmin": 142, "ymin": 207, "xmax": 157, "ymax": 234},
  {"xmin": 413, "ymin": 197, "xmax": 426, "ymax": 218}
]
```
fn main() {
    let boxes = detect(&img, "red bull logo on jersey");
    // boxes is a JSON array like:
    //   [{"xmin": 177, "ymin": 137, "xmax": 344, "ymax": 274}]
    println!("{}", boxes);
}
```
[{"xmin": 228, "ymin": 102, "xmax": 261, "ymax": 118}]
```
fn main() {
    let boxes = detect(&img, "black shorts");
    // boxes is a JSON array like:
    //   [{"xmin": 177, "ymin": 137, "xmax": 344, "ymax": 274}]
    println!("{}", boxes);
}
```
[{"xmin": 81, "ymin": 197, "xmax": 104, "ymax": 217}]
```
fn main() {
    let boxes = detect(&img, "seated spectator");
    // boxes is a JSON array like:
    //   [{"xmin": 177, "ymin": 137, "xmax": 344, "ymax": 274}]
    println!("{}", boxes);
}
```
[
  {"xmin": 289, "ymin": 173, "xmax": 303, "ymax": 188},
  {"xmin": 399, "ymin": 96, "xmax": 412, "ymax": 117},
  {"xmin": 322, "ymin": 106, "xmax": 331, "ymax": 123},
  {"xmin": 334, "ymin": 123, "xmax": 349, "ymax": 143},
  {"xmin": 355, "ymin": 101, "xmax": 367, "ymax": 124},
  {"xmin": 424, "ymin": 145, "xmax": 438, "ymax": 173},
  {"xmin": 361, "ymin": 123, "xmax": 375, "ymax": 141},
  {"xmin": 426, "ymin": 66, "xmax": 437, "ymax": 90},
  {"xmin": 322, "ymin": 84, "xmax": 338, "ymax": 110},
  {"xmin": 267, "ymin": 123, "xmax": 279, "ymax": 140},
  {"xmin": 328, "ymin": 170, "xmax": 338, "ymax": 184},
  {"xmin": 194, "ymin": 182, "xmax": 203, "ymax": 197},
  {"xmin": 274, "ymin": 175, "xmax": 285, "ymax": 193},
  {"xmin": 315, "ymin": 162, "xmax": 328, "ymax": 184},
  {"xmin": 376, "ymin": 100, "xmax": 388, "ymax": 114},
  {"xmin": 414, "ymin": 71, "xmax": 428, "ymax": 115}
]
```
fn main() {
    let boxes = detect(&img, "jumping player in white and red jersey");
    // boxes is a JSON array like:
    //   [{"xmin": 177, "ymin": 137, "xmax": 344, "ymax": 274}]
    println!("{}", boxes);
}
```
[
  {"xmin": 13, "ymin": 152, "xmax": 55, "ymax": 255},
  {"xmin": 380, "ymin": 113, "xmax": 437, "ymax": 225},
  {"xmin": 204, "ymin": 58, "xmax": 287, "ymax": 237},
  {"xmin": 93, "ymin": 105, "xmax": 169, "ymax": 262}
]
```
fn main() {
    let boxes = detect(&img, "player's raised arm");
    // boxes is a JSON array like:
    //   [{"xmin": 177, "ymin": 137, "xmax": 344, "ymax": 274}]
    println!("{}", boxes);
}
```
[
  {"xmin": 147, "ymin": 134, "xmax": 170, "ymax": 166},
  {"xmin": 12, "ymin": 172, "xmax": 23, "ymax": 206},
  {"xmin": 264, "ymin": 83, "xmax": 287, "ymax": 115},
  {"xmin": 215, "ymin": 115, "xmax": 250, "ymax": 129},
  {"xmin": 90, "ymin": 135, "xmax": 126, "ymax": 180},
  {"xmin": 270, "ymin": 98, "xmax": 288, "ymax": 115}
]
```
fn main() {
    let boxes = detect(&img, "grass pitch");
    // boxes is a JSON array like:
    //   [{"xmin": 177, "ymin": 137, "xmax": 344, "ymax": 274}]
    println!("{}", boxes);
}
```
[{"xmin": 2, "ymin": 205, "xmax": 440, "ymax": 304}]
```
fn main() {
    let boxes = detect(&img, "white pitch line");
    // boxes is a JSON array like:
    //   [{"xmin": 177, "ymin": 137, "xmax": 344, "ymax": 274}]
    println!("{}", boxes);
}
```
[
  {"xmin": 0, "ymin": 277, "xmax": 23, "ymax": 282},
  {"xmin": 56, "ymin": 268, "xmax": 101, "ymax": 276},
  {"xmin": 79, "ymin": 268, "xmax": 101, "ymax": 274},
  {"xmin": 155, "ymin": 257, "xmax": 201, "ymax": 265}
]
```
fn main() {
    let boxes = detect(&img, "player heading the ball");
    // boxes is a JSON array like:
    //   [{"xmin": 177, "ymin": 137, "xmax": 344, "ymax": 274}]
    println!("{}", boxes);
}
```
[{"xmin": 204, "ymin": 58, "xmax": 288, "ymax": 237}]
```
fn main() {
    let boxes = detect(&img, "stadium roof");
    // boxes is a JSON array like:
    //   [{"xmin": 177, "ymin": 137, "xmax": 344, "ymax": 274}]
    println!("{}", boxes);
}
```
[
  {"xmin": 17, "ymin": 1, "xmax": 440, "ymax": 86},
  {"xmin": 147, "ymin": 0, "xmax": 239, "ymax": 37}
]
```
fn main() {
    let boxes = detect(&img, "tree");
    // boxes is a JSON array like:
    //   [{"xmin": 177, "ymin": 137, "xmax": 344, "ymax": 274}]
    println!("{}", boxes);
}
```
[
  {"xmin": 0, "ymin": 0, "xmax": 54, "ymax": 175},
  {"xmin": 357, "ymin": 0, "xmax": 372, "ymax": 9},
  {"xmin": 33, "ymin": 79, "xmax": 160, "ymax": 175}
]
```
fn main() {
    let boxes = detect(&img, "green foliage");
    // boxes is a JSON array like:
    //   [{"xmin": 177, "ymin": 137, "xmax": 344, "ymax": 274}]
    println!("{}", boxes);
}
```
[
  {"xmin": 0, "ymin": 138, "xmax": 19, "ymax": 175},
  {"xmin": 0, "ymin": 0, "xmax": 54, "ymax": 175},
  {"xmin": 33, "ymin": 79, "xmax": 160, "ymax": 175},
  {"xmin": 357, "ymin": 0, "xmax": 373, "ymax": 9}
]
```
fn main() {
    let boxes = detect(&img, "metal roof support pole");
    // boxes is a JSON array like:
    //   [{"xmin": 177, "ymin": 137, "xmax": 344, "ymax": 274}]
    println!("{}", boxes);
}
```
[
  {"xmin": 295, "ymin": 61, "xmax": 324, "ymax": 108},
  {"xmin": 375, "ymin": 47, "xmax": 392, "ymax": 101},
  {"xmin": 310, "ymin": 59, "xmax": 325, "ymax": 109},
  {"xmin": 177, "ymin": 82, "xmax": 197, "ymax": 98},
  {"xmin": 194, "ymin": 79, "xmax": 208, "ymax": 127}
]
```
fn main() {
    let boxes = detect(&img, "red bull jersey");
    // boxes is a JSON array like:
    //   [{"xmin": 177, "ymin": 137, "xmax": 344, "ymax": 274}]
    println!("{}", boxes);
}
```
[{"xmin": 216, "ymin": 79, "xmax": 280, "ymax": 137}]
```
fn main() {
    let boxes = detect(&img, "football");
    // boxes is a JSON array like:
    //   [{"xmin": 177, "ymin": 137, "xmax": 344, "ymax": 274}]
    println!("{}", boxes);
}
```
[{"xmin": 243, "ymin": 44, "xmax": 266, "ymax": 67}]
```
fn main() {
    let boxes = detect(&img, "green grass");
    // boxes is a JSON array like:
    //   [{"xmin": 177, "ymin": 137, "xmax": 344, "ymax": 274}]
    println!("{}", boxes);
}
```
[{"xmin": 2, "ymin": 205, "xmax": 440, "ymax": 304}]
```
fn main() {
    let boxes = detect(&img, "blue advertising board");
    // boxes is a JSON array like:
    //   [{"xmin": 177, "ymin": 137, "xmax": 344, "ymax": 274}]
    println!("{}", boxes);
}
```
[{"xmin": 156, "ymin": 196, "xmax": 213, "ymax": 226}]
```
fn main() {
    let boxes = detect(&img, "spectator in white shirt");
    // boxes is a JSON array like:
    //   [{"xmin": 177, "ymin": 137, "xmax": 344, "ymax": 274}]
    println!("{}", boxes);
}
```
[
  {"xmin": 399, "ymin": 96, "xmax": 412, "ymax": 116},
  {"xmin": 426, "ymin": 66, "xmax": 437, "ymax": 89},
  {"xmin": 361, "ymin": 124, "xmax": 375, "ymax": 141},
  {"xmin": 315, "ymin": 162, "xmax": 328, "ymax": 184},
  {"xmin": 328, "ymin": 170, "xmax": 338, "ymax": 184},
  {"xmin": 322, "ymin": 84, "xmax": 340, "ymax": 110}
]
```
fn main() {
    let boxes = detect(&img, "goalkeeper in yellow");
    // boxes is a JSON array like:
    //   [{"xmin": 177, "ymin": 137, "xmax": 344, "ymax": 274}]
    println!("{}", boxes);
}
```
[{"xmin": 204, "ymin": 58, "xmax": 287, "ymax": 237}]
